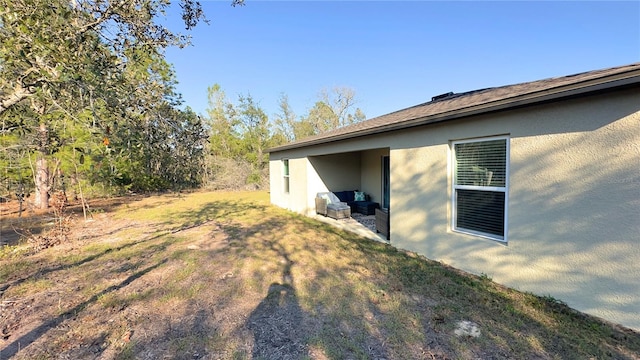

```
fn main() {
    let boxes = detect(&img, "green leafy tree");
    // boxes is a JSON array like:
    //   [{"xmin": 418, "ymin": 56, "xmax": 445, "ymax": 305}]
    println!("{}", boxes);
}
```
[
  {"xmin": 237, "ymin": 94, "xmax": 269, "ymax": 172},
  {"xmin": 0, "ymin": 0, "xmax": 239, "ymax": 207},
  {"xmin": 0, "ymin": 0, "xmax": 212, "ymax": 115},
  {"xmin": 172, "ymin": 108, "xmax": 208, "ymax": 188},
  {"xmin": 295, "ymin": 86, "xmax": 366, "ymax": 140},
  {"xmin": 204, "ymin": 84, "xmax": 247, "ymax": 189},
  {"xmin": 272, "ymin": 93, "xmax": 296, "ymax": 144},
  {"xmin": 0, "ymin": 104, "xmax": 35, "ymax": 199},
  {"xmin": 304, "ymin": 100, "xmax": 337, "ymax": 135},
  {"xmin": 205, "ymin": 86, "xmax": 274, "ymax": 189},
  {"xmin": 206, "ymin": 84, "xmax": 242, "ymax": 160}
]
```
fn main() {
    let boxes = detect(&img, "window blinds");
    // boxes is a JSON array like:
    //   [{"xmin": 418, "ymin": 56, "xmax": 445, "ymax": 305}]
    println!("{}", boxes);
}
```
[
  {"xmin": 456, "ymin": 190, "xmax": 505, "ymax": 237},
  {"xmin": 453, "ymin": 138, "xmax": 508, "ymax": 240},
  {"xmin": 455, "ymin": 139, "xmax": 506, "ymax": 187}
]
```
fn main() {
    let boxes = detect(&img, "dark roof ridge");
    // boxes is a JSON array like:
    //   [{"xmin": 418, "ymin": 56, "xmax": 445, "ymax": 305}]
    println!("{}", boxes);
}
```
[
  {"xmin": 308, "ymin": 87, "xmax": 498, "ymax": 138},
  {"xmin": 269, "ymin": 62, "xmax": 640, "ymax": 153}
]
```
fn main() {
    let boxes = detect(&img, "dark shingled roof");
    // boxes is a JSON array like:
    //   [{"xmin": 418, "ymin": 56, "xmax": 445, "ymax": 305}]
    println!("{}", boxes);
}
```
[{"xmin": 269, "ymin": 63, "xmax": 640, "ymax": 153}]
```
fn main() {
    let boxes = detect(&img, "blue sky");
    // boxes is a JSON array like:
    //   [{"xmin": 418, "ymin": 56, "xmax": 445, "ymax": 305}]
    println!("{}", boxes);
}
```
[{"xmin": 163, "ymin": 1, "xmax": 640, "ymax": 121}]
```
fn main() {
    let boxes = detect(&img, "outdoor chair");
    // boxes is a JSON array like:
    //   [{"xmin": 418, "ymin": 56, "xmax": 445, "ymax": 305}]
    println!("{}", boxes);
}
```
[{"xmin": 315, "ymin": 192, "xmax": 351, "ymax": 219}]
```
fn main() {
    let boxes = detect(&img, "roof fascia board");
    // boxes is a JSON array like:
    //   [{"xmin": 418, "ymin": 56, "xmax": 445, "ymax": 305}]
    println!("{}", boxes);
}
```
[
  {"xmin": 385, "ymin": 73, "xmax": 640, "ymax": 133},
  {"xmin": 269, "ymin": 70, "xmax": 640, "ymax": 153}
]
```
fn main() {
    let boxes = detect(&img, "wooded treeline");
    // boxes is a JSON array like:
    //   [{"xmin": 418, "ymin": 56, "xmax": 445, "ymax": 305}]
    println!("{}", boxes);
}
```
[
  {"xmin": 204, "ymin": 84, "xmax": 365, "ymax": 190},
  {"xmin": 0, "ymin": 0, "xmax": 365, "ymax": 209}
]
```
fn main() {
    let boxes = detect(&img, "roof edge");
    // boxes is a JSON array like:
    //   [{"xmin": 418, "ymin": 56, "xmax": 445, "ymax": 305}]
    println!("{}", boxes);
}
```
[{"xmin": 268, "ymin": 65, "xmax": 640, "ymax": 153}]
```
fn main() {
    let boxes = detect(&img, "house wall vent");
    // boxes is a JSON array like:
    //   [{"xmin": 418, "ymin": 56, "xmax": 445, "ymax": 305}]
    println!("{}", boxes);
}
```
[{"xmin": 432, "ymin": 92, "xmax": 454, "ymax": 101}]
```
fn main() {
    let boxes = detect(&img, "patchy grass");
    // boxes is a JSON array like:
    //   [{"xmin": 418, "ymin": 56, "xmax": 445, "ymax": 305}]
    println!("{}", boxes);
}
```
[{"xmin": 1, "ymin": 191, "xmax": 639, "ymax": 359}]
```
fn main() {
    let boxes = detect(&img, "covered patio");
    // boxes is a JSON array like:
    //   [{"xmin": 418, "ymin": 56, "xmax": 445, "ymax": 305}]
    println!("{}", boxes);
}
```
[{"xmin": 312, "ymin": 211, "xmax": 388, "ymax": 243}]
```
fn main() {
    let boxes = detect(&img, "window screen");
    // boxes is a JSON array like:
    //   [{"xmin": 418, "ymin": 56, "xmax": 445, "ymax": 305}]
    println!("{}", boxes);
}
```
[{"xmin": 453, "ymin": 138, "xmax": 508, "ymax": 241}]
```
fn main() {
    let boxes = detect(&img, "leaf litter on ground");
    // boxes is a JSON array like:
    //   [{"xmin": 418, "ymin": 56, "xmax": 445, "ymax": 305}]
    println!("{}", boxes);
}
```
[{"xmin": 1, "ymin": 191, "xmax": 639, "ymax": 360}]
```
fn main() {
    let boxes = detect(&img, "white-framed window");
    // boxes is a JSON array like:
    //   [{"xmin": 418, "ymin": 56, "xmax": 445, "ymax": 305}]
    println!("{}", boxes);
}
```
[
  {"xmin": 451, "ymin": 136, "xmax": 509, "ymax": 242},
  {"xmin": 283, "ymin": 159, "xmax": 290, "ymax": 194}
]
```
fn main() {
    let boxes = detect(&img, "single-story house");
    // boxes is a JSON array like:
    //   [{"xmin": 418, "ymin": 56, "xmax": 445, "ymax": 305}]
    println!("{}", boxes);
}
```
[{"xmin": 267, "ymin": 63, "xmax": 640, "ymax": 331}]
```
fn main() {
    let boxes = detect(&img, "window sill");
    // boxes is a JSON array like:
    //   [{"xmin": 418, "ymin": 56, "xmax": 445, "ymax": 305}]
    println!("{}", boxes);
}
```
[{"xmin": 452, "ymin": 228, "xmax": 507, "ymax": 244}]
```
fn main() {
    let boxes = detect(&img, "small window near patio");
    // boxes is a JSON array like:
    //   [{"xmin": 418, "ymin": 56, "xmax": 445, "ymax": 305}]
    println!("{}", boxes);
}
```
[
  {"xmin": 452, "ymin": 137, "xmax": 508, "ymax": 241},
  {"xmin": 283, "ymin": 159, "xmax": 290, "ymax": 194}
]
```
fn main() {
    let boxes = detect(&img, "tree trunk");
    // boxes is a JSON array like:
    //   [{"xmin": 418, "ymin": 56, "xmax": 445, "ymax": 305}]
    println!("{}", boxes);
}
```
[
  {"xmin": 34, "ymin": 124, "xmax": 50, "ymax": 209},
  {"xmin": 35, "ymin": 152, "xmax": 49, "ymax": 209}
]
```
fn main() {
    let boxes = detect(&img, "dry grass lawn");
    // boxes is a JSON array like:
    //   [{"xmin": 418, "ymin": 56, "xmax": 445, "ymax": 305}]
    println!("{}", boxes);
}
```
[{"xmin": 1, "ymin": 191, "xmax": 639, "ymax": 359}]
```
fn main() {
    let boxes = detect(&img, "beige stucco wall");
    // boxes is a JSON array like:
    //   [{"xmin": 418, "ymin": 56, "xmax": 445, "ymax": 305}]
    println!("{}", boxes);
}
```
[
  {"xmin": 360, "ymin": 149, "xmax": 389, "ymax": 204},
  {"xmin": 269, "ymin": 88, "xmax": 640, "ymax": 330},
  {"xmin": 270, "ymin": 152, "xmax": 365, "ymax": 215},
  {"xmin": 270, "ymin": 157, "xmax": 307, "ymax": 214}
]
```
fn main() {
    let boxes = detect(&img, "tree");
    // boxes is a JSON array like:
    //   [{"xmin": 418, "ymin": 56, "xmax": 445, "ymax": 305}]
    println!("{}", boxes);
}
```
[
  {"xmin": 318, "ymin": 86, "xmax": 365, "ymax": 128},
  {"xmin": 236, "ymin": 94, "xmax": 270, "ymax": 184},
  {"xmin": 204, "ymin": 85, "xmax": 277, "ymax": 189},
  {"xmin": 109, "ymin": 105, "xmax": 207, "ymax": 191},
  {"xmin": 0, "ymin": 0, "xmax": 238, "ymax": 207},
  {"xmin": 206, "ymin": 84, "xmax": 241, "ymax": 160},
  {"xmin": 297, "ymin": 86, "xmax": 366, "ymax": 139},
  {"xmin": 170, "ymin": 108, "xmax": 208, "ymax": 188},
  {"xmin": 304, "ymin": 100, "xmax": 338, "ymax": 135},
  {"xmin": 0, "ymin": 0, "xmax": 211, "ymax": 116},
  {"xmin": 204, "ymin": 84, "xmax": 249, "ymax": 189},
  {"xmin": 0, "ymin": 104, "xmax": 34, "ymax": 200},
  {"xmin": 202, "ymin": 84, "xmax": 367, "ymax": 189},
  {"xmin": 272, "ymin": 93, "xmax": 296, "ymax": 144}
]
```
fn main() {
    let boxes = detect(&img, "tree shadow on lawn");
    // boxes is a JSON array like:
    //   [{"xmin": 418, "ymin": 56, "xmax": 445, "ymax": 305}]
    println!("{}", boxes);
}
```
[
  {"xmin": 0, "ymin": 258, "xmax": 168, "ymax": 359},
  {"xmin": 178, "ymin": 210, "xmax": 452, "ymax": 358},
  {"xmin": 99, "ymin": 198, "xmax": 640, "ymax": 358},
  {"xmin": 114, "ymin": 306, "xmax": 222, "ymax": 360},
  {"xmin": 224, "ymin": 213, "xmax": 392, "ymax": 359},
  {"xmin": 0, "ymin": 228, "xmax": 171, "ymax": 295},
  {"xmin": 335, "ymin": 222, "xmax": 640, "ymax": 359},
  {"xmin": 0, "ymin": 198, "xmax": 265, "ymax": 359},
  {"xmin": 146, "ymin": 205, "xmax": 392, "ymax": 359},
  {"xmin": 1, "ymin": 198, "xmax": 262, "ymax": 297},
  {"xmin": 159, "ymin": 198, "xmax": 271, "ymax": 234},
  {"xmin": 257, "ymin": 213, "xmax": 640, "ymax": 359},
  {"xmin": 4, "ymin": 198, "xmax": 638, "ymax": 359}
]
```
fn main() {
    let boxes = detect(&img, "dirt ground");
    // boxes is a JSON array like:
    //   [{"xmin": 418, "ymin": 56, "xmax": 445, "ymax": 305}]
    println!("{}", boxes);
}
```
[
  {"xmin": 1, "ymin": 196, "xmax": 154, "ymax": 357},
  {"xmin": 1, "ymin": 193, "xmax": 639, "ymax": 359},
  {"xmin": 0, "ymin": 195, "xmax": 142, "ymax": 246},
  {"xmin": 2, "ymin": 195, "xmax": 211, "ymax": 359},
  {"xmin": 0, "ymin": 194, "xmax": 327, "ymax": 359}
]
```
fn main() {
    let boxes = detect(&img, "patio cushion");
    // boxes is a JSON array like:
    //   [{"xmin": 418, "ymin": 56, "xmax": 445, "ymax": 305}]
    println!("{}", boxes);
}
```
[
  {"xmin": 354, "ymin": 191, "xmax": 365, "ymax": 201},
  {"xmin": 327, "ymin": 202, "xmax": 350, "ymax": 211},
  {"xmin": 317, "ymin": 192, "xmax": 341, "ymax": 205},
  {"xmin": 334, "ymin": 191, "xmax": 355, "ymax": 203}
]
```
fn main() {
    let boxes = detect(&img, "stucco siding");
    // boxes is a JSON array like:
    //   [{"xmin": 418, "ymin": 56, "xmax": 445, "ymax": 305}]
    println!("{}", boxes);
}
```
[
  {"xmin": 270, "ymin": 152, "xmax": 366, "ymax": 216},
  {"xmin": 360, "ymin": 149, "xmax": 389, "ymax": 204},
  {"xmin": 269, "ymin": 156, "xmax": 308, "ymax": 214},
  {"xmin": 507, "ymin": 95, "xmax": 639, "ymax": 326},
  {"xmin": 309, "ymin": 153, "xmax": 362, "ymax": 191},
  {"xmin": 389, "ymin": 89, "xmax": 640, "ymax": 330},
  {"xmin": 268, "ymin": 87, "xmax": 640, "ymax": 330}
]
